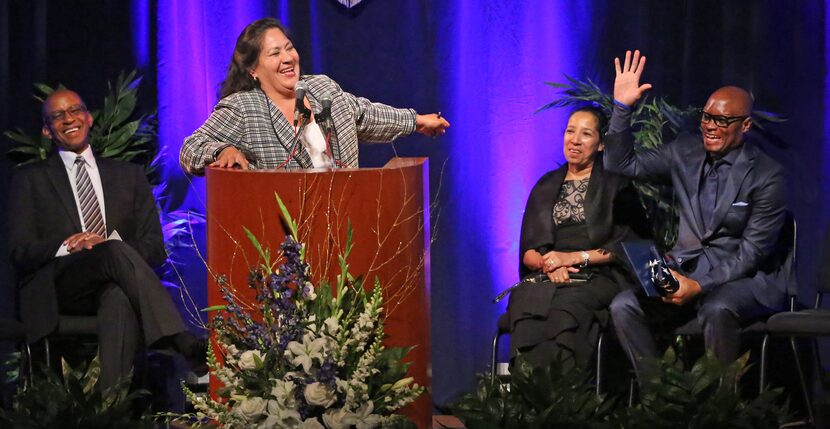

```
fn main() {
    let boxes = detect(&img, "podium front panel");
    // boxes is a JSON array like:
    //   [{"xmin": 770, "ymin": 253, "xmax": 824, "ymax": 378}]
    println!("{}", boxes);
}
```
[{"xmin": 206, "ymin": 158, "xmax": 431, "ymax": 427}]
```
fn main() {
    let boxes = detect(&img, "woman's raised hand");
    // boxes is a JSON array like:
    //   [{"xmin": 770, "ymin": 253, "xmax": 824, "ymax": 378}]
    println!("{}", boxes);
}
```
[
  {"xmin": 613, "ymin": 50, "xmax": 652, "ymax": 107},
  {"xmin": 415, "ymin": 113, "xmax": 450, "ymax": 137}
]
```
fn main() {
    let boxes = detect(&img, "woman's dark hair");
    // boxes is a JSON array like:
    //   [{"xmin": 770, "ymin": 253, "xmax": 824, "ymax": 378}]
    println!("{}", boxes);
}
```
[
  {"xmin": 218, "ymin": 18, "xmax": 290, "ymax": 99},
  {"xmin": 568, "ymin": 105, "xmax": 609, "ymax": 140}
]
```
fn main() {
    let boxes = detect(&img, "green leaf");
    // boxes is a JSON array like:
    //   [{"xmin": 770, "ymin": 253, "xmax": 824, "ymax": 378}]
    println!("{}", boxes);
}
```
[
  {"xmin": 33, "ymin": 83, "xmax": 55, "ymax": 97},
  {"xmin": 274, "ymin": 192, "xmax": 299, "ymax": 239},
  {"xmin": 243, "ymin": 226, "xmax": 271, "ymax": 273}
]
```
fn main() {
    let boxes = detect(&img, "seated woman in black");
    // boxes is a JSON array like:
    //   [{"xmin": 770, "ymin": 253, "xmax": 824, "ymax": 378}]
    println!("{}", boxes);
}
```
[{"xmin": 508, "ymin": 106, "xmax": 644, "ymax": 368}]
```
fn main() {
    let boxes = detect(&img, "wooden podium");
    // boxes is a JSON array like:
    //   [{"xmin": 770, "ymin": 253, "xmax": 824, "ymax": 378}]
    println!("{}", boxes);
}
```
[{"xmin": 205, "ymin": 158, "xmax": 431, "ymax": 428}]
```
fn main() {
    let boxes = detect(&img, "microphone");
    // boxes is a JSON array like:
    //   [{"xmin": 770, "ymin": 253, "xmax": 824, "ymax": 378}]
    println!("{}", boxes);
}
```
[
  {"xmin": 492, "ymin": 273, "xmax": 548, "ymax": 303},
  {"xmin": 317, "ymin": 95, "xmax": 332, "ymax": 130},
  {"xmin": 293, "ymin": 81, "xmax": 310, "ymax": 127}
]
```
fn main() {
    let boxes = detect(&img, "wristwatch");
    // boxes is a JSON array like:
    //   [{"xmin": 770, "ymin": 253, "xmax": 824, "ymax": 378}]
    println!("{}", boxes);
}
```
[{"xmin": 579, "ymin": 251, "xmax": 590, "ymax": 268}]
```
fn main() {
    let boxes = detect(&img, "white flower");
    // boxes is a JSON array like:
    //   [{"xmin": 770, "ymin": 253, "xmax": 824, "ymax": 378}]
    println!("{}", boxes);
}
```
[
  {"xmin": 391, "ymin": 377, "xmax": 414, "ymax": 391},
  {"xmin": 322, "ymin": 407, "xmax": 349, "ymax": 429},
  {"xmin": 303, "ymin": 382, "xmax": 337, "ymax": 407},
  {"xmin": 260, "ymin": 400, "xmax": 302, "ymax": 428},
  {"xmin": 286, "ymin": 335, "xmax": 327, "ymax": 373},
  {"xmin": 342, "ymin": 401, "xmax": 383, "ymax": 429},
  {"xmin": 299, "ymin": 417, "xmax": 325, "ymax": 429},
  {"xmin": 232, "ymin": 396, "xmax": 267, "ymax": 422},
  {"xmin": 223, "ymin": 342, "xmax": 241, "ymax": 365},
  {"xmin": 324, "ymin": 317, "xmax": 340, "ymax": 336},
  {"xmin": 270, "ymin": 379, "xmax": 297, "ymax": 408},
  {"xmin": 238, "ymin": 350, "xmax": 264, "ymax": 370},
  {"xmin": 336, "ymin": 379, "xmax": 356, "ymax": 408},
  {"xmin": 302, "ymin": 281, "xmax": 317, "ymax": 301}
]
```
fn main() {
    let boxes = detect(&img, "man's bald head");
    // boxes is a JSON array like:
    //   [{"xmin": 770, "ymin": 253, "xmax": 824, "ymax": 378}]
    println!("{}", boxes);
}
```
[
  {"xmin": 706, "ymin": 86, "xmax": 753, "ymax": 117},
  {"xmin": 700, "ymin": 86, "xmax": 754, "ymax": 155}
]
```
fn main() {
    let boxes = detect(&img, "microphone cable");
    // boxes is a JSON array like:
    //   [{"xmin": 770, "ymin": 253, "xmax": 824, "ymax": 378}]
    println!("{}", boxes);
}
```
[{"xmin": 275, "ymin": 114, "xmax": 307, "ymax": 170}]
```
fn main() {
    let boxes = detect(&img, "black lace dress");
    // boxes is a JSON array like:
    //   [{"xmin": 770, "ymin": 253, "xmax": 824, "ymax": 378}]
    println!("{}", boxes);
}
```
[{"xmin": 507, "ymin": 178, "xmax": 622, "ymax": 368}]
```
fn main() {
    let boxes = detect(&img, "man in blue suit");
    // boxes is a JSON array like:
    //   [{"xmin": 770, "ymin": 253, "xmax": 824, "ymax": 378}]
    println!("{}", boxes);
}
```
[{"xmin": 605, "ymin": 50, "xmax": 789, "ymax": 378}]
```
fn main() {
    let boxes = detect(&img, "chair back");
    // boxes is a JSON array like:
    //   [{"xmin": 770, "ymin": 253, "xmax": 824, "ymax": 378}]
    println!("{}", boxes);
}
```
[
  {"xmin": 761, "ymin": 211, "xmax": 798, "ymax": 300},
  {"xmin": 818, "ymin": 226, "xmax": 830, "ymax": 295}
]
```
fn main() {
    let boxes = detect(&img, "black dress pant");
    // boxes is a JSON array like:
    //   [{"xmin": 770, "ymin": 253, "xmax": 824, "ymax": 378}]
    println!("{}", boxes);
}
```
[
  {"xmin": 609, "ymin": 277, "xmax": 778, "ymax": 380},
  {"xmin": 53, "ymin": 240, "xmax": 186, "ymax": 389}
]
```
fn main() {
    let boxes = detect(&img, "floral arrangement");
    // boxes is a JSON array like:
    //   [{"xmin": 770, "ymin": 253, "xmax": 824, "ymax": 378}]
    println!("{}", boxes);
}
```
[{"xmin": 183, "ymin": 195, "xmax": 424, "ymax": 428}]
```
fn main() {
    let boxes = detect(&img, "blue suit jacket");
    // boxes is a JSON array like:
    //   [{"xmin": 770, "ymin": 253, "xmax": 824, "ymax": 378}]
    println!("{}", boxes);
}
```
[{"xmin": 604, "ymin": 129, "xmax": 789, "ymax": 309}]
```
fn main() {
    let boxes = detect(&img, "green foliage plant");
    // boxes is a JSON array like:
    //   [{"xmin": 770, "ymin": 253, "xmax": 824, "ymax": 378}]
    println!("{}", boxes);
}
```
[
  {"xmin": 615, "ymin": 349, "xmax": 790, "ymax": 429},
  {"xmin": 0, "ymin": 356, "xmax": 153, "ymax": 429},
  {"xmin": 452, "ymin": 349, "xmax": 788, "ymax": 429},
  {"xmin": 452, "ymin": 355, "xmax": 615, "ymax": 429}
]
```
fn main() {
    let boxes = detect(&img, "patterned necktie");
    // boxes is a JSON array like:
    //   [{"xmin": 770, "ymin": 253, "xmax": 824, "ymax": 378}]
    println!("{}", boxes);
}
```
[{"xmin": 74, "ymin": 156, "xmax": 106, "ymax": 236}]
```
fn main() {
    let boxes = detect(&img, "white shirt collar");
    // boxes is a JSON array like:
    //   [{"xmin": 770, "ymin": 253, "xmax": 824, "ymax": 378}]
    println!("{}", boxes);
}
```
[{"xmin": 58, "ymin": 145, "xmax": 97, "ymax": 171}]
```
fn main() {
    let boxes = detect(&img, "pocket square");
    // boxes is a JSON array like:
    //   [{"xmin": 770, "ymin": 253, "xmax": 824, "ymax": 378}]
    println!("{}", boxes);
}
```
[{"xmin": 732, "ymin": 201, "xmax": 749, "ymax": 207}]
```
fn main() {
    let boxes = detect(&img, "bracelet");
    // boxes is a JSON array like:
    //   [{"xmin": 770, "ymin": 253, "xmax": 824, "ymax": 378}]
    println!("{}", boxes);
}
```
[
  {"xmin": 613, "ymin": 99, "xmax": 633, "ymax": 110},
  {"xmin": 579, "ymin": 251, "xmax": 590, "ymax": 268}
]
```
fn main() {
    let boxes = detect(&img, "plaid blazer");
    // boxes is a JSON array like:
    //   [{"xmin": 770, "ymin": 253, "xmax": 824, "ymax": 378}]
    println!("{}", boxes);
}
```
[{"xmin": 180, "ymin": 74, "xmax": 417, "ymax": 174}]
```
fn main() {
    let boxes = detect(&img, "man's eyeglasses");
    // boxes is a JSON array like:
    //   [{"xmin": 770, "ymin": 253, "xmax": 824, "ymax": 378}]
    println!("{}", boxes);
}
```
[
  {"xmin": 700, "ymin": 111, "xmax": 748, "ymax": 128},
  {"xmin": 44, "ymin": 105, "xmax": 87, "ymax": 123}
]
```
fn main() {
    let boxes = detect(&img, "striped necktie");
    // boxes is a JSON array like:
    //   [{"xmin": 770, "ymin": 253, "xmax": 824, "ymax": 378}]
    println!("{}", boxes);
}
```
[{"xmin": 74, "ymin": 156, "xmax": 106, "ymax": 237}]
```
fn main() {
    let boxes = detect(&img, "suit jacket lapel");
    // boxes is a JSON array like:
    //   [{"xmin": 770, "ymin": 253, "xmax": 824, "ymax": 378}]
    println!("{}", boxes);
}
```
[
  {"xmin": 707, "ymin": 144, "xmax": 752, "ymax": 236},
  {"xmin": 528, "ymin": 166, "xmax": 566, "ymax": 249},
  {"xmin": 268, "ymin": 99, "xmax": 313, "ymax": 169},
  {"xmin": 97, "ymin": 157, "xmax": 114, "ymax": 236},
  {"xmin": 46, "ymin": 154, "xmax": 82, "ymax": 232}
]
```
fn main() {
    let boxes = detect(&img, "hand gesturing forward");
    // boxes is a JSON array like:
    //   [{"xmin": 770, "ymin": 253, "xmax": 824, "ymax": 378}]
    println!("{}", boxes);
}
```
[{"xmin": 614, "ymin": 50, "xmax": 652, "ymax": 107}]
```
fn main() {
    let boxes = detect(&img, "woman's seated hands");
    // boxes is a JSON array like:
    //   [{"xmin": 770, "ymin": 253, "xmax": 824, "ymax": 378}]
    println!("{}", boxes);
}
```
[
  {"xmin": 541, "ymin": 251, "xmax": 584, "ymax": 271},
  {"xmin": 542, "ymin": 251, "xmax": 583, "ymax": 283},
  {"xmin": 523, "ymin": 249, "xmax": 583, "ymax": 283}
]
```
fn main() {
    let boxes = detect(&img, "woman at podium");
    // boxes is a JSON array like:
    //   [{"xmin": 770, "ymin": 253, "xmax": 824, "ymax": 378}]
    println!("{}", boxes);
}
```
[
  {"xmin": 180, "ymin": 18, "xmax": 449, "ymax": 174},
  {"xmin": 508, "ymin": 106, "xmax": 644, "ymax": 368}
]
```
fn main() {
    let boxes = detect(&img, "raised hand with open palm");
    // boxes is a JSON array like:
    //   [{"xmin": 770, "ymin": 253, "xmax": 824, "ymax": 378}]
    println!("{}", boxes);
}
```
[{"xmin": 614, "ymin": 50, "xmax": 652, "ymax": 107}]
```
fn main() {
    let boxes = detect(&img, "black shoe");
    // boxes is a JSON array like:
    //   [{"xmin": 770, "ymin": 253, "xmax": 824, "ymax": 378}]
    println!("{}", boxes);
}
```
[
  {"xmin": 171, "ymin": 333, "xmax": 208, "ymax": 377},
  {"xmin": 186, "ymin": 339, "xmax": 209, "ymax": 377}
]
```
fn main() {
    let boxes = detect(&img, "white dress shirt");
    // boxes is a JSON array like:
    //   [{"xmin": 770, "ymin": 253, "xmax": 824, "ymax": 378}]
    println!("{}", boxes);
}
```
[
  {"xmin": 299, "ymin": 123, "xmax": 333, "ymax": 169},
  {"xmin": 55, "ymin": 146, "xmax": 115, "ymax": 256}
]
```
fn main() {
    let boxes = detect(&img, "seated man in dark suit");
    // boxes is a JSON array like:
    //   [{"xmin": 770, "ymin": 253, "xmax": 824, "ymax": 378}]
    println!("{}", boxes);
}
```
[
  {"xmin": 8, "ymin": 89, "xmax": 203, "ymax": 389},
  {"xmin": 604, "ymin": 51, "xmax": 790, "ymax": 378}
]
